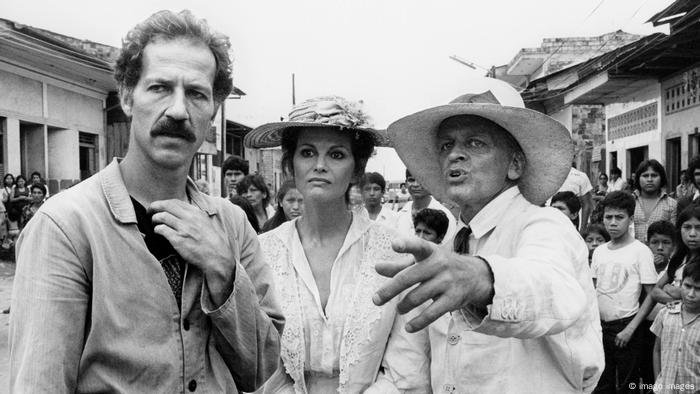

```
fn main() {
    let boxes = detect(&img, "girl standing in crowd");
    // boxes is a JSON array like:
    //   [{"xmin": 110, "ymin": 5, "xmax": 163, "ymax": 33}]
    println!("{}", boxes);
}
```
[
  {"xmin": 7, "ymin": 175, "xmax": 30, "ymax": 243},
  {"xmin": 228, "ymin": 195, "xmax": 261, "ymax": 234},
  {"xmin": 632, "ymin": 159, "xmax": 677, "ymax": 242},
  {"xmin": 238, "ymin": 174, "xmax": 275, "ymax": 227},
  {"xmin": 582, "ymin": 223, "xmax": 610, "ymax": 264},
  {"xmin": 244, "ymin": 96, "xmax": 429, "ymax": 393},
  {"xmin": 651, "ymin": 205, "xmax": 700, "ymax": 306},
  {"xmin": 1, "ymin": 174, "xmax": 14, "ymax": 248},
  {"xmin": 261, "ymin": 179, "xmax": 304, "ymax": 233}
]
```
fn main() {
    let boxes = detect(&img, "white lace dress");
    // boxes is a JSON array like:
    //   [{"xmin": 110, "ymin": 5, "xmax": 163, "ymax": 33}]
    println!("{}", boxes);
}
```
[{"xmin": 256, "ymin": 214, "xmax": 430, "ymax": 394}]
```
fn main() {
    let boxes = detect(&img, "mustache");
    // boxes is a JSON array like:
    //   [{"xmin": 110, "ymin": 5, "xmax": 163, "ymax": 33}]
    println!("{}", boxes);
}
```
[{"xmin": 150, "ymin": 118, "xmax": 196, "ymax": 142}]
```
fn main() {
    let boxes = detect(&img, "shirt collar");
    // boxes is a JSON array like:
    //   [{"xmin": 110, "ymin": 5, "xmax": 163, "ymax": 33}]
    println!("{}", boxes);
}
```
[
  {"xmin": 276, "ymin": 210, "xmax": 373, "ymax": 256},
  {"xmin": 100, "ymin": 158, "xmax": 216, "ymax": 225},
  {"xmin": 459, "ymin": 186, "xmax": 520, "ymax": 239}
]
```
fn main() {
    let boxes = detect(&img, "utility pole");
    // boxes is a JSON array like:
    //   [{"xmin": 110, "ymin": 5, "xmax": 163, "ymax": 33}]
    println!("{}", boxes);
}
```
[{"xmin": 292, "ymin": 73, "xmax": 296, "ymax": 105}]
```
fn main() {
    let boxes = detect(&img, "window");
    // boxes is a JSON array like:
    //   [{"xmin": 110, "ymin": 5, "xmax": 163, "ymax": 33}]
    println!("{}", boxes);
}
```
[{"xmin": 79, "ymin": 132, "xmax": 98, "ymax": 180}]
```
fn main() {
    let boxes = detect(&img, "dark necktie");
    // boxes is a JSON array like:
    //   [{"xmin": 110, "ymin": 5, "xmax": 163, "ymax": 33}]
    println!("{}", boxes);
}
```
[{"xmin": 453, "ymin": 226, "xmax": 472, "ymax": 255}]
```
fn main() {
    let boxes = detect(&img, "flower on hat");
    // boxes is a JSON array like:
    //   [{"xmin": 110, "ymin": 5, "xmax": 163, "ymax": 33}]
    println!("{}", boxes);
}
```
[{"xmin": 287, "ymin": 96, "xmax": 374, "ymax": 129}]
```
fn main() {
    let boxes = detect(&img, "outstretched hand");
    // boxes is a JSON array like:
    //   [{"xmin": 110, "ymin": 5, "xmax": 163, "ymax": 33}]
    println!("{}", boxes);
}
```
[{"xmin": 373, "ymin": 236, "xmax": 494, "ymax": 333}]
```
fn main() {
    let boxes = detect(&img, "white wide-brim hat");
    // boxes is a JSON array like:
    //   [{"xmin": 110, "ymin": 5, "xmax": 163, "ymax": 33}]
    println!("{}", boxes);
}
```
[
  {"xmin": 387, "ymin": 77, "xmax": 573, "ymax": 206},
  {"xmin": 244, "ymin": 96, "xmax": 389, "ymax": 148}
]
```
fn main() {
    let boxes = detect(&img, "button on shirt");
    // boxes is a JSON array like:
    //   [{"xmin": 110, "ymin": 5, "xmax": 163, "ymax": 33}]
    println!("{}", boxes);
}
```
[
  {"xmin": 650, "ymin": 307, "xmax": 700, "ymax": 391},
  {"xmin": 428, "ymin": 186, "xmax": 604, "ymax": 393},
  {"xmin": 9, "ymin": 159, "xmax": 284, "ymax": 393}
]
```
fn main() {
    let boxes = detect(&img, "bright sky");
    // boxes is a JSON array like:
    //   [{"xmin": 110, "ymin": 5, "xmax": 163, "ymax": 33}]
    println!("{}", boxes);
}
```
[{"xmin": 3, "ymin": 0, "xmax": 674, "ymax": 181}]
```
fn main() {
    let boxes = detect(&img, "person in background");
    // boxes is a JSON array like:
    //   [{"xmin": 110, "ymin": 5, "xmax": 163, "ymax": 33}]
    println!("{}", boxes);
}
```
[
  {"xmin": 677, "ymin": 155, "xmax": 700, "ymax": 214},
  {"xmin": 20, "ymin": 183, "xmax": 46, "ymax": 230},
  {"xmin": 359, "ymin": 172, "xmax": 398, "ymax": 227},
  {"xmin": 194, "ymin": 178, "xmax": 210, "ymax": 195},
  {"xmin": 590, "ymin": 173, "xmax": 609, "ymax": 224},
  {"xmin": 550, "ymin": 191, "xmax": 582, "ymax": 229},
  {"xmin": 1, "ymin": 173, "xmax": 14, "ymax": 249},
  {"xmin": 244, "ymin": 95, "xmax": 430, "ymax": 393},
  {"xmin": 675, "ymin": 169, "xmax": 696, "ymax": 200},
  {"xmin": 632, "ymin": 159, "xmax": 677, "ymax": 242},
  {"xmin": 261, "ymin": 179, "xmax": 304, "ymax": 233},
  {"xmin": 30, "ymin": 171, "xmax": 49, "ymax": 198},
  {"xmin": 396, "ymin": 169, "xmax": 457, "ymax": 246},
  {"xmin": 650, "ymin": 205, "xmax": 700, "ymax": 308},
  {"xmin": 582, "ymin": 223, "xmax": 610, "ymax": 265},
  {"xmin": 591, "ymin": 191, "xmax": 657, "ymax": 394},
  {"xmin": 9, "ymin": 175, "xmax": 31, "ymax": 229},
  {"xmin": 229, "ymin": 195, "xmax": 261, "ymax": 234},
  {"xmin": 348, "ymin": 183, "xmax": 364, "ymax": 214},
  {"xmin": 651, "ymin": 261, "xmax": 700, "ymax": 393},
  {"xmin": 221, "ymin": 155, "xmax": 248, "ymax": 198},
  {"xmin": 413, "ymin": 208, "xmax": 448, "ymax": 244},
  {"xmin": 638, "ymin": 220, "xmax": 676, "ymax": 389},
  {"xmin": 9, "ymin": 10, "xmax": 282, "ymax": 392},
  {"xmin": 237, "ymin": 174, "xmax": 275, "ymax": 227},
  {"xmin": 608, "ymin": 167, "xmax": 627, "ymax": 192},
  {"xmin": 391, "ymin": 182, "xmax": 411, "ymax": 211},
  {"xmin": 558, "ymin": 164, "xmax": 593, "ymax": 232}
]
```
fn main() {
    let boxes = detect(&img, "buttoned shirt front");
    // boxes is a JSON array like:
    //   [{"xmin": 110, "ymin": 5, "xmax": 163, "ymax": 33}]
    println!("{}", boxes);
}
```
[
  {"xmin": 429, "ymin": 186, "xmax": 604, "ymax": 393},
  {"xmin": 632, "ymin": 191, "xmax": 677, "ymax": 242},
  {"xmin": 650, "ymin": 307, "xmax": 700, "ymax": 393},
  {"xmin": 9, "ymin": 159, "xmax": 284, "ymax": 393}
]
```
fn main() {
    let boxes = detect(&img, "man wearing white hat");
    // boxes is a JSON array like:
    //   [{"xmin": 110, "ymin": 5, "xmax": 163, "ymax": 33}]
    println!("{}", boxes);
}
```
[{"xmin": 373, "ymin": 78, "xmax": 603, "ymax": 393}]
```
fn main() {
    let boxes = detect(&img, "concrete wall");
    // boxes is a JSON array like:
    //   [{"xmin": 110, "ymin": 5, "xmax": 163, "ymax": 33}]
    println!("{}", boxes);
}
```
[
  {"xmin": 47, "ymin": 85, "xmax": 103, "ymax": 132},
  {"xmin": 47, "ymin": 128, "xmax": 80, "ymax": 193},
  {"xmin": 0, "ymin": 69, "xmax": 43, "ymax": 118},
  {"xmin": 605, "ymin": 82, "xmax": 662, "ymax": 179},
  {"xmin": 0, "ymin": 61, "xmax": 108, "ymax": 186},
  {"xmin": 661, "ymin": 66, "xmax": 700, "ymax": 171}
]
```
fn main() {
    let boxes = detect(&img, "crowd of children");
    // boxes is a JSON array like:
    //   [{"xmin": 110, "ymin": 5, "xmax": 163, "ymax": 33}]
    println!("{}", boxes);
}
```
[{"xmin": 578, "ymin": 190, "xmax": 699, "ymax": 393}]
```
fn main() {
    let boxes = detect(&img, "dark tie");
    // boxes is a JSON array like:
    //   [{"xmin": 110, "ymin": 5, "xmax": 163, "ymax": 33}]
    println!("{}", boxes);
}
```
[{"xmin": 453, "ymin": 226, "xmax": 472, "ymax": 255}]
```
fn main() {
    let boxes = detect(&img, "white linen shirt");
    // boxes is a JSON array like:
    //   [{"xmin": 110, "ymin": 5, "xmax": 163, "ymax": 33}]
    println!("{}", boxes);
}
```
[
  {"xmin": 358, "ymin": 205, "xmax": 400, "ymax": 229},
  {"xmin": 428, "ymin": 186, "xmax": 604, "ymax": 393},
  {"xmin": 257, "ymin": 214, "xmax": 431, "ymax": 394},
  {"xmin": 396, "ymin": 197, "xmax": 457, "ymax": 247},
  {"xmin": 559, "ymin": 167, "xmax": 594, "ymax": 197}
]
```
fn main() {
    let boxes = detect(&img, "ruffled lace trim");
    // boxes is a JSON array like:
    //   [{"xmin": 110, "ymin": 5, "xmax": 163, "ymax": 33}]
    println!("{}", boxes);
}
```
[
  {"xmin": 337, "ymin": 224, "xmax": 399, "ymax": 393},
  {"xmin": 260, "ymin": 223, "xmax": 400, "ymax": 394}
]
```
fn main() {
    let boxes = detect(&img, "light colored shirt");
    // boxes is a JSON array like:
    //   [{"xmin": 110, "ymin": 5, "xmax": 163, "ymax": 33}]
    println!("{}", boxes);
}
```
[
  {"xmin": 559, "ymin": 167, "xmax": 593, "ymax": 197},
  {"xmin": 257, "ymin": 214, "xmax": 430, "ymax": 394},
  {"xmin": 358, "ymin": 205, "xmax": 399, "ymax": 229},
  {"xmin": 9, "ymin": 159, "xmax": 284, "ymax": 393},
  {"xmin": 608, "ymin": 177, "xmax": 626, "ymax": 192},
  {"xmin": 647, "ymin": 270, "xmax": 667, "ymax": 321},
  {"xmin": 591, "ymin": 240, "xmax": 657, "ymax": 321},
  {"xmin": 429, "ymin": 186, "xmax": 603, "ymax": 393},
  {"xmin": 650, "ymin": 307, "xmax": 700, "ymax": 393},
  {"xmin": 396, "ymin": 197, "xmax": 457, "ymax": 247},
  {"xmin": 632, "ymin": 191, "xmax": 677, "ymax": 242}
]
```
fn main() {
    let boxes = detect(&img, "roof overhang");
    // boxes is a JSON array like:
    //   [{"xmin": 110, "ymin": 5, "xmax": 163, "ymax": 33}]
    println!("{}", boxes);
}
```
[
  {"xmin": 564, "ymin": 71, "xmax": 657, "ymax": 105},
  {"xmin": 506, "ymin": 50, "xmax": 548, "ymax": 76}
]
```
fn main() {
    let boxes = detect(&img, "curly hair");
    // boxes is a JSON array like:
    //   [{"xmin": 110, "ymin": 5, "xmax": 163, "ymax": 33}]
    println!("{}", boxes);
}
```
[{"xmin": 114, "ymin": 10, "xmax": 233, "ymax": 104}]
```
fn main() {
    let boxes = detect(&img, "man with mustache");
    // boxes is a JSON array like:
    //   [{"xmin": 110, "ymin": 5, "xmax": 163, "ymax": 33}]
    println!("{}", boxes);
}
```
[
  {"xmin": 9, "ymin": 10, "xmax": 283, "ymax": 393},
  {"xmin": 374, "ymin": 77, "xmax": 604, "ymax": 393}
]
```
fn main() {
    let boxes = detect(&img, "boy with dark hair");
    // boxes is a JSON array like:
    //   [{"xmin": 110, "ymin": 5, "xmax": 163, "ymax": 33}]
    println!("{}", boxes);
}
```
[
  {"xmin": 551, "ymin": 191, "xmax": 582, "ymax": 228},
  {"xmin": 413, "ymin": 208, "xmax": 449, "ymax": 244},
  {"xmin": 396, "ymin": 169, "xmax": 456, "ymax": 246},
  {"xmin": 638, "ymin": 220, "xmax": 676, "ymax": 388},
  {"xmin": 651, "ymin": 261, "xmax": 700, "ymax": 392},
  {"xmin": 582, "ymin": 223, "xmax": 610, "ymax": 263},
  {"xmin": 359, "ymin": 172, "xmax": 398, "ymax": 226},
  {"xmin": 222, "ymin": 155, "xmax": 249, "ymax": 198},
  {"xmin": 592, "ymin": 191, "xmax": 658, "ymax": 393}
]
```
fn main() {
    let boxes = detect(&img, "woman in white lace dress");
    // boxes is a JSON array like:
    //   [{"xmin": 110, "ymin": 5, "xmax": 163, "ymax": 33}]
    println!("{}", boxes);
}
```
[{"xmin": 244, "ymin": 96, "xmax": 430, "ymax": 394}]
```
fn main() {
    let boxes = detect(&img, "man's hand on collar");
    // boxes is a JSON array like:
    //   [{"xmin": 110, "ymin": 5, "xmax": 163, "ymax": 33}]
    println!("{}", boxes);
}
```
[
  {"xmin": 150, "ymin": 199, "xmax": 236, "ymax": 307},
  {"xmin": 372, "ymin": 236, "xmax": 494, "ymax": 333}
]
